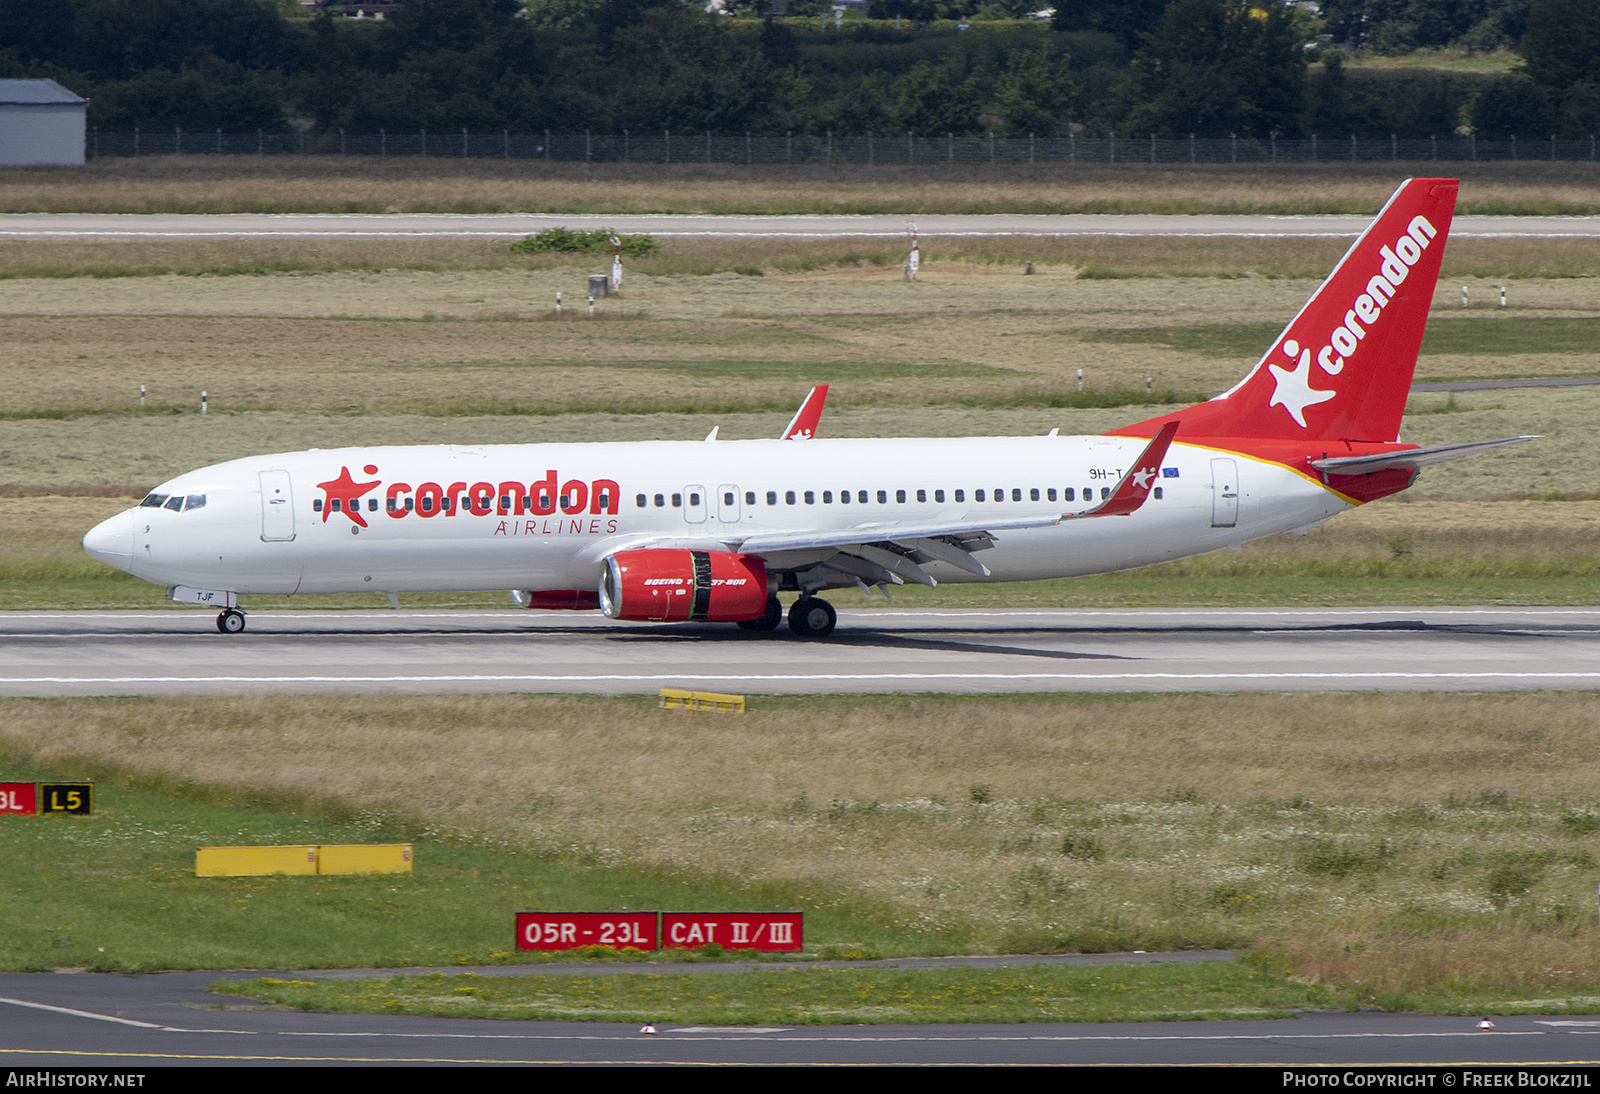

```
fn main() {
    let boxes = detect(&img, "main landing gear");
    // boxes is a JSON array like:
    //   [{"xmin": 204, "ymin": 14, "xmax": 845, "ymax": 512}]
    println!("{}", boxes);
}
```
[
  {"xmin": 216, "ymin": 609, "xmax": 246, "ymax": 634},
  {"xmin": 736, "ymin": 596, "xmax": 784, "ymax": 632},
  {"xmin": 787, "ymin": 596, "xmax": 837, "ymax": 639}
]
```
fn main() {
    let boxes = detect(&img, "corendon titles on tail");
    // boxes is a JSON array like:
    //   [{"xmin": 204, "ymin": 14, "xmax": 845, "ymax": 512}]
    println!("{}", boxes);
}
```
[{"xmin": 84, "ymin": 180, "xmax": 1533, "ymax": 637}]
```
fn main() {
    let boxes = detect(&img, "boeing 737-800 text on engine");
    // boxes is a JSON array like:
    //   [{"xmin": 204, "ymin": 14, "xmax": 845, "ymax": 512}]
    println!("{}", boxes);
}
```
[{"xmin": 82, "ymin": 178, "xmax": 1530, "ymax": 637}]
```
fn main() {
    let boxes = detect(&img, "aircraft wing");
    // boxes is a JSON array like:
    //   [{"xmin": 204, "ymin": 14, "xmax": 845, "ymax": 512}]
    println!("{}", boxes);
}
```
[
  {"xmin": 781, "ymin": 385, "xmax": 829, "ymax": 440},
  {"xmin": 573, "ymin": 425, "xmax": 1179, "ymax": 591},
  {"xmin": 729, "ymin": 422, "xmax": 1180, "ymax": 588},
  {"xmin": 1310, "ymin": 435, "xmax": 1537, "ymax": 475}
]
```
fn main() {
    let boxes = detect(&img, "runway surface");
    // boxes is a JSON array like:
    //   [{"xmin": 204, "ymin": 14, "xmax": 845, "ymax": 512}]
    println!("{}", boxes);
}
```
[
  {"xmin": 6, "ymin": 606, "xmax": 1600, "ymax": 697},
  {"xmin": 0, "ymin": 211, "xmax": 1595, "ymax": 239},
  {"xmin": 4, "ymin": 964, "xmax": 1597, "ymax": 1066}
]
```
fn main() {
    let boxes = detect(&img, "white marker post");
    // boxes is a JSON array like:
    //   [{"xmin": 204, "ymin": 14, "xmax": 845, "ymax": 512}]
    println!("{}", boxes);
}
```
[
  {"xmin": 1499, "ymin": 286, "xmax": 1507, "ymax": 308},
  {"xmin": 1462, "ymin": 286, "xmax": 1469, "ymax": 308},
  {"xmin": 905, "ymin": 217, "xmax": 919, "ymax": 282},
  {"xmin": 610, "ymin": 232, "xmax": 622, "ymax": 293},
  {"xmin": 139, "ymin": 384, "xmax": 145, "ymax": 408},
  {"xmin": 200, "ymin": 390, "xmax": 207, "ymax": 415},
  {"xmin": 588, "ymin": 295, "xmax": 595, "ymax": 318},
  {"xmin": 1077, "ymin": 369, "xmax": 1083, "ymax": 393},
  {"xmin": 555, "ymin": 292, "xmax": 561, "ymax": 315}
]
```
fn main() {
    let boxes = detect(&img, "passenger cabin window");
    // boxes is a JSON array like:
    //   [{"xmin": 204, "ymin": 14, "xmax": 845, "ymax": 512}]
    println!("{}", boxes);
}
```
[
  {"xmin": 1064, "ymin": 487, "xmax": 1075, "ymax": 501},
  {"xmin": 975, "ymin": 489, "xmax": 985, "ymax": 502},
  {"xmin": 724, "ymin": 492, "xmax": 735, "ymax": 506},
  {"xmin": 654, "ymin": 494, "xmax": 666, "ymax": 507},
  {"xmin": 745, "ymin": 491, "xmax": 755, "ymax": 505},
  {"xmin": 857, "ymin": 490, "xmax": 868, "ymax": 504},
  {"xmin": 672, "ymin": 494, "xmax": 683, "ymax": 508},
  {"xmin": 896, "ymin": 490, "xmax": 906, "ymax": 503},
  {"xmin": 785, "ymin": 491, "xmax": 796, "ymax": 505},
  {"xmin": 839, "ymin": 490, "xmax": 850, "ymax": 504},
  {"xmin": 954, "ymin": 489, "xmax": 965, "ymax": 502},
  {"xmin": 767, "ymin": 491, "xmax": 778, "ymax": 506},
  {"xmin": 916, "ymin": 489, "xmax": 926, "ymax": 502},
  {"xmin": 876, "ymin": 490, "xmax": 887, "ymax": 504},
  {"xmin": 636, "ymin": 494, "xmax": 647, "ymax": 508},
  {"xmin": 934, "ymin": 489, "xmax": 945, "ymax": 502},
  {"xmin": 313, "ymin": 499, "xmax": 323, "ymax": 512},
  {"xmin": 804, "ymin": 491, "xmax": 815, "ymax": 505},
  {"xmin": 1154, "ymin": 486, "xmax": 1164, "ymax": 499},
  {"xmin": 822, "ymin": 491, "xmax": 833, "ymax": 503},
  {"xmin": 1046, "ymin": 488, "xmax": 1056, "ymax": 501}
]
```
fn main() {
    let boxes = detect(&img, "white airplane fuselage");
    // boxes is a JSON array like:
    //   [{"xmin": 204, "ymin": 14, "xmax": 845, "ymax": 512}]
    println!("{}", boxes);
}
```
[{"xmin": 86, "ymin": 435, "xmax": 1346, "ymax": 597}]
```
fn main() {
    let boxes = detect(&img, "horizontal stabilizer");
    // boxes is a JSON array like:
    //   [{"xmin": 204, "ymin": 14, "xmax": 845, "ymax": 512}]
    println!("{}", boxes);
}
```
[{"xmin": 1311, "ymin": 436, "xmax": 1537, "ymax": 475}]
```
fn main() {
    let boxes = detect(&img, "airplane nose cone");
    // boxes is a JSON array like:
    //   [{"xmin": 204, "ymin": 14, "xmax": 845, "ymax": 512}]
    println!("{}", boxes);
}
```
[{"xmin": 83, "ymin": 510, "xmax": 135, "ymax": 574}]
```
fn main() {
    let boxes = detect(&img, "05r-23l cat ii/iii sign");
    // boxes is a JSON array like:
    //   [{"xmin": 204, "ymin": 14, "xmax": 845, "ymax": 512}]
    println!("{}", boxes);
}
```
[{"xmin": 84, "ymin": 178, "xmax": 1530, "ymax": 638}]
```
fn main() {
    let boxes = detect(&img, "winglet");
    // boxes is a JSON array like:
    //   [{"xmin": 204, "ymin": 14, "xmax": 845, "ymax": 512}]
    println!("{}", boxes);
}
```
[
  {"xmin": 781, "ymin": 384, "xmax": 829, "ymax": 440},
  {"xmin": 1069, "ymin": 421, "xmax": 1179, "ymax": 519}
]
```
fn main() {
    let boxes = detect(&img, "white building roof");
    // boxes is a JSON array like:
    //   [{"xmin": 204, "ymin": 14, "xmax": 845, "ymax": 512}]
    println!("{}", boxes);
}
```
[{"xmin": 0, "ymin": 80, "xmax": 87, "ymax": 106}]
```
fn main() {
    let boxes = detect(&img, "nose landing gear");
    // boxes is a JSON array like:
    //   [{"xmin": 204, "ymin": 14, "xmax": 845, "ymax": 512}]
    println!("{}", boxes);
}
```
[{"xmin": 216, "ymin": 609, "xmax": 246, "ymax": 634}]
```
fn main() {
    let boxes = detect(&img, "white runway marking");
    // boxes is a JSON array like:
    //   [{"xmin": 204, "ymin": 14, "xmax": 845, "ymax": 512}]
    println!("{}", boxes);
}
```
[
  {"xmin": 8, "ymin": 672, "xmax": 1600, "ymax": 686},
  {"xmin": 0, "ymin": 995, "xmax": 252, "ymax": 1035}
]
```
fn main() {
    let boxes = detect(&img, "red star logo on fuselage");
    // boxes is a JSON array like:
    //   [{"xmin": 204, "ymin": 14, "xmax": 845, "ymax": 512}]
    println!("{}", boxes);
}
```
[{"xmin": 317, "ymin": 466, "xmax": 381, "ymax": 527}]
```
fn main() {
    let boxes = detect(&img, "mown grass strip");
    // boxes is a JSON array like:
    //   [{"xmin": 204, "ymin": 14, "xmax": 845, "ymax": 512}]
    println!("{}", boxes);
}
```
[
  {"xmin": 214, "ymin": 962, "xmax": 1328, "ymax": 1025},
  {"xmin": 1083, "ymin": 316, "xmax": 1600, "ymax": 359}
]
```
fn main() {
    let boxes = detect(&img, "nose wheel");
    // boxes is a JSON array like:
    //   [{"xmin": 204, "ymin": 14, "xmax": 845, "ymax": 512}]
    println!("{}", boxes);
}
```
[
  {"xmin": 787, "ymin": 596, "xmax": 837, "ymax": 638},
  {"xmin": 216, "ymin": 609, "xmax": 246, "ymax": 634}
]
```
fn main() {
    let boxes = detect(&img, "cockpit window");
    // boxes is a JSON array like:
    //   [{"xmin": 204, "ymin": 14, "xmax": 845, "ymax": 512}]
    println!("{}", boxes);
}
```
[
  {"xmin": 163, "ymin": 495, "xmax": 184, "ymax": 511},
  {"xmin": 140, "ymin": 494, "xmax": 167, "ymax": 508},
  {"xmin": 185, "ymin": 494, "xmax": 206, "ymax": 511}
]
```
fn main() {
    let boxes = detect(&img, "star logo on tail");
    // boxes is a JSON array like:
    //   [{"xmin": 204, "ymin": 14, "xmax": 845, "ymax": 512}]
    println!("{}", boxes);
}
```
[
  {"xmin": 1131, "ymin": 468, "xmax": 1155, "ymax": 490},
  {"xmin": 1267, "ymin": 350, "xmax": 1336, "ymax": 428},
  {"xmin": 316, "ymin": 465, "xmax": 382, "ymax": 527}
]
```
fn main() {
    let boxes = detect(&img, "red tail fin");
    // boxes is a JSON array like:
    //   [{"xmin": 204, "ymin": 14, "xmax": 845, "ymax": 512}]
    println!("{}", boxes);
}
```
[{"xmin": 1118, "ymin": 178, "xmax": 1458, "ymax": 443}]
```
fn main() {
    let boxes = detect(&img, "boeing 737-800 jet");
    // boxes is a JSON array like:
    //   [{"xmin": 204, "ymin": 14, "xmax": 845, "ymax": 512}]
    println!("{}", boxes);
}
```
[{"xmin": 82, "ymin": 177, "xmax": 1530, "ymax": 637}]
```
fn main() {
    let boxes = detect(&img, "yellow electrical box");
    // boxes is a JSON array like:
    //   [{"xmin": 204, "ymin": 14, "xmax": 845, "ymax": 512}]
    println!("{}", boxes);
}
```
[
  {"xmin": 659, "ymin": 688, "xmax": 744, "ymax": 713},
  {"xmin": 196, "ymin": 845, "xmax": 318, "ymax": 877},
  {"xmin": 318, "ymin": 844, "xmax": 413, "ymax": 875}
]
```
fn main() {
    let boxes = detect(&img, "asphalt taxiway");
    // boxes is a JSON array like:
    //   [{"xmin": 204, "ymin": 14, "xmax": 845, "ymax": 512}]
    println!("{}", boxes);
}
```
[
  {"xmin": 5, "ymin": 606, "xmax": 1600, "ymax": 697},
  {"xmin": 3, "ymin": 962, "xmax": 1598, "ymax": 1066}
]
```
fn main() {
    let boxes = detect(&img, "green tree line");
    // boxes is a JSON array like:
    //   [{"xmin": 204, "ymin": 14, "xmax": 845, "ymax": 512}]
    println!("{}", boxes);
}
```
[{"xmin": 0, "ymin": 0, "xmax": 1593, "ymax": 139}]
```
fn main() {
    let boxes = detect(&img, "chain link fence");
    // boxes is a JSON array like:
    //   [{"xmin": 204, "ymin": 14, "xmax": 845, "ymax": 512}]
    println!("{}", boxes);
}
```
[{"xmin": 86, "ymin": 128, "xmax": 1600, "ymax": 165}]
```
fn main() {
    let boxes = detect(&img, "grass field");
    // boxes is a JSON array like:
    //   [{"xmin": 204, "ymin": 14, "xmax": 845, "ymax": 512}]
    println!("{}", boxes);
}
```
[
  {"xmin": 2, "ymin": 159, "xmax": 1598, "ymax": 215},
  {"xmin": 9, "ymin": 692, "xmax": 1600, "ymax": 1014},
  {"xmin": 216, "ymin": 963, "xmax": 1329, "ymax": 1025},
  {"xmin": 1, "ymin": 245, "xmax": 1593, "ymax": 611},
  {"xmin": 0, "ymin": 757, "xmax": 944, "ymax": 973}
]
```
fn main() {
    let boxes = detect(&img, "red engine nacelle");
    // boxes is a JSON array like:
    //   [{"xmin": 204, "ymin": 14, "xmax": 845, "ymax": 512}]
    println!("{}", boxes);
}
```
[{"xmin": 599, "ymin": 549, "xmax": 769, "ymax": 623}]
